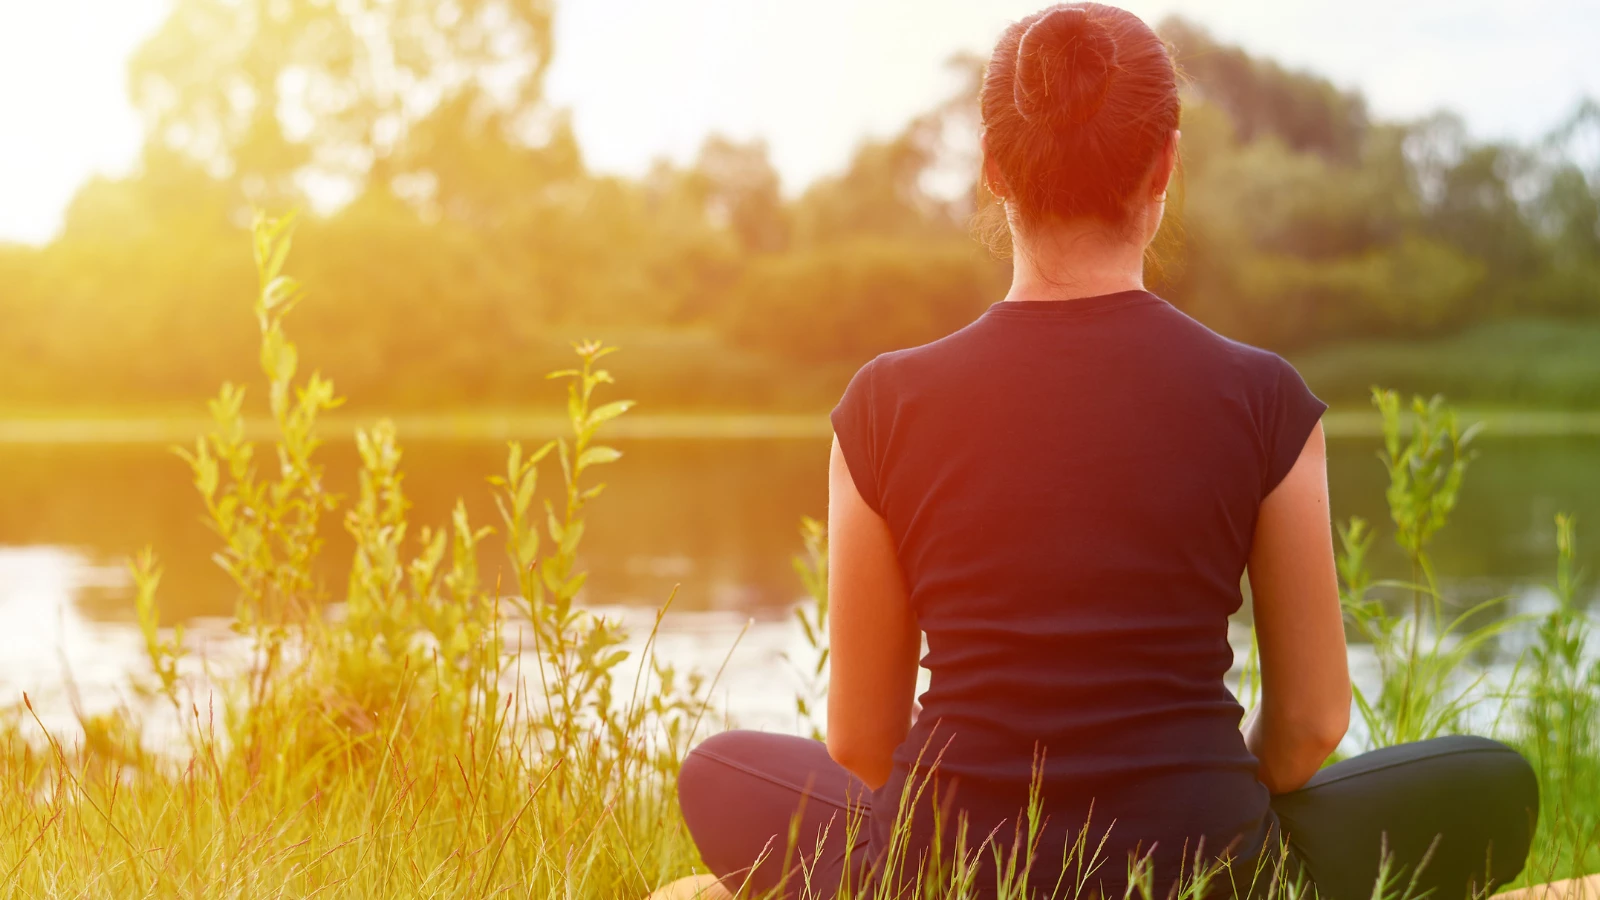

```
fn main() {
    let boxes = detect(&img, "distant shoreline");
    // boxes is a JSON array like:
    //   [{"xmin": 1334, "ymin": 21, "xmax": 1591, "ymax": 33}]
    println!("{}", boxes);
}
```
[{"xmin": 4, "ymin": 409, "xmax": 1600, "ymax": 445}]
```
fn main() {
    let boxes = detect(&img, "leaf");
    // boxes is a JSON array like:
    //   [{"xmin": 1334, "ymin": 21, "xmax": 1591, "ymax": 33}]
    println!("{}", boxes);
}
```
[
  {"xmin": 515, "ymin": 471, "xmax": 537, "ymax": 515},
  {"xmin": 505, "ymin": 442, "xmax": 522, "ymax": 480},
  {"xmin": 261, "ymin": 275, "xmax": 305, "ymax": 313},
  {"xmin": 560, "ymin": 572, "xmax": 588, "ymax": 599},
  {"xmin": 540, "ymin": 558, "xmax": 563, "ymax": 593},
  {"xmin": 559, "ymin": 519, "xmax": 586, "ymax": 558},
  {"xmin": 586, "ymin": 400, "xmax": 634, "ymax": 430},
  {"xmin": 563, "ymin": 383, "xmax": 582, "ymax": 425},
  {"xmin": 578, "ymin": 446, "xmax": 622, "ymax": 469}
]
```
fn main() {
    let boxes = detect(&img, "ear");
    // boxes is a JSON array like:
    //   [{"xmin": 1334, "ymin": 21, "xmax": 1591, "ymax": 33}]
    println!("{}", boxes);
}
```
[
  {"xmin": 981, "ymin": 138, "xmax": 1009, "ymax": 200},
  {"xmin": 1151, "ymin": 129, "xmax": 1180, "ymax": 198}
]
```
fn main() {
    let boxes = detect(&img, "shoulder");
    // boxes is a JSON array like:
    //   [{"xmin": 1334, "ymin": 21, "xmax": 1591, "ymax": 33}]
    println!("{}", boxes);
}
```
[
  {"xmin": 1148, "ymin": 298, "xmax": 1300, "ymax": 383},
  {"xmin": 856, "ymin": 314, "xmax": 996, "ymax": 385}
]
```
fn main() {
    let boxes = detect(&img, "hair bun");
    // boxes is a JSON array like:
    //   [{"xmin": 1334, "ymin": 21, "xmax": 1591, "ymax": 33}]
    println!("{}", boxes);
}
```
[{"xmin": 1013, "ymin": 5, "xmax": 1119, "ymax": 128}]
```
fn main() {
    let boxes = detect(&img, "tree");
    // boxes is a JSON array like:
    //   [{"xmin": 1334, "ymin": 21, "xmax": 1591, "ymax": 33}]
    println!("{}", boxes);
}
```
[
  {"xmin": 399, "ymin": 90, "xmax": 584, "ymax": 227},
  {"xmin": 687, "ymin": 136, "xmax": 791, "ymax": 256},
  {"xmin": 1426, "ymin": 143, "xmax": 1544, "ymax": 314},
  {"xmin": 790, "ymin": 52, "xmax": 985, "ymax": 248},
  {"xmin": 724, "ymin": 238, "xmax": 1006, "ymax": 363},
  {"xmin": 791, "ymin": 118, "xmax": 953, "ymax": 246},
  {"xmin": 129, "ymin": 0, "xmax": 558, "ymax": 208},
  {"xmin": 1160, "ymin": 17, "xmax": 1369, "ymax": 164}
]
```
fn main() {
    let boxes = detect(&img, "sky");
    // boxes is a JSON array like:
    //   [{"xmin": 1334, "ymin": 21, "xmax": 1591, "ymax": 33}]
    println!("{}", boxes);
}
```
[{"xmin": 1, "ymin": 0, "xmax": 1596, "ymax": 245}]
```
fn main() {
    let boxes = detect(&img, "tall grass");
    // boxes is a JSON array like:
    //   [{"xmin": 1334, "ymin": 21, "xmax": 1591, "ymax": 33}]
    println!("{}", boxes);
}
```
[
  {"xmin": 1331, "ymin": 392, "xmax": 1600, "ymax": 883},
  {"xmin": 1335, "ymin": 391, "xmax": 1522, "ymax": 746},
  {"xmin": 1517, "ymin": 513, "xmax": 1600, "ymax": 879},
  {"xmin": 0, "ymin": 218, "xmax": 1595, "ymax": 898},
  {"xmin": 2, "ymin": 214, "xmax": 707, "ymax": 898}
]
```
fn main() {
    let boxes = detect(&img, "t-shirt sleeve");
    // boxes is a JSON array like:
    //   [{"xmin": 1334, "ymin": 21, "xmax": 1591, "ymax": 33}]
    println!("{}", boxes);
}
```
[
  {"xmin": 1262, "ymin": 356, "xmax": 1329, "ymax": 496},
  {"xmin": 830, "ymin": 359, "xmax": 885, "ymax": 517}
]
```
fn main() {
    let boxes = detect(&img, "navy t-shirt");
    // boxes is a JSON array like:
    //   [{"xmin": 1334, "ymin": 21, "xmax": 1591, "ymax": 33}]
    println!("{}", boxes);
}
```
[{"xmin": 830, "ymin": 290, "xmax": 1327, "ymax": 892}]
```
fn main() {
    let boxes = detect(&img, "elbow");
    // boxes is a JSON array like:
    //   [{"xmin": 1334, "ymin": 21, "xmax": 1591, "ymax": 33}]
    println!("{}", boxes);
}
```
[
  {"xmin": 1313, "ymin": 684, "xmax": 1353, "ymax": 754},
  {"xmin": 826, "ymin": 736, "xmax": 892, "ymax": 790},
  {"xmin": 1286, "ymin": 681, "xmax": 1352, "ymax": 753},
  {"xmin": 1255, "ymin": 701, "xmax": 1350, "ymax": 794},
  {"xmin": 1320, "ymin": 703, "xmax": 1351, "ymax": 755},
  {"xmin": 1288, "ymin": 703, "xmax": 1349, "ymax": 762},
  {"xmin": 1300, "ymin": 720, "xmax": 1348, "ymax": 788}
]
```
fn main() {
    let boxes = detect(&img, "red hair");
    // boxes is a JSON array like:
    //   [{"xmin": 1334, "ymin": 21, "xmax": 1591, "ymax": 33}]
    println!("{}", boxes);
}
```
[{"xmin": 982, "ymin": 4, "xmax": 1180, "ymax": 232}]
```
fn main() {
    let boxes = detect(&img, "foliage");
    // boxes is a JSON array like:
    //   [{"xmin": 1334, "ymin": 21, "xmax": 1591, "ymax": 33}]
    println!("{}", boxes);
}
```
[
  {"xmin": 3, "ymin": 12, "xmax": 1598, "ymax": 412},
  {"xmin": 1162, "ymin": 17, "xmax": 1370, "ymax": 164},
  {"xmin": 0, "ymin": 214, "xmax": 719, "ymax": 897},
  {"xmin": 494, "ymin": 340, "xmax": 663, "ymax": 770},
  {"xmin": 785, "ymin": 516, "xmax": 830, "ymax": 740},
  {"xmin": 132, "ymin": 548, "xmax": 182, "ymax": 709},
  {"xmin": 1335, "ymin": 390, "xmax": 1523, "ymax": 746},
  {"xmin": 129, "ymin": 0, "xmax": 561, "ymax": 209},
  {"xmin": 725, "ymin": 238, "xmax": 1006, "ymax": 364},
  {"xmin": 1517, "ymin": 514, "xmax": 1600, "ymax": 876},
  {"xmin": 1292, "ymin": 318, "xmax": 1600, "ymax": 409},
  {"xmin": 1318, "ymin": 389, "xmax": 1599, "ymax": 883}
]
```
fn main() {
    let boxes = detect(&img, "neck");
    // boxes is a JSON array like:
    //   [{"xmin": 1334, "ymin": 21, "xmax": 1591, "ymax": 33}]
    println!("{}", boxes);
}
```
[{"xmin": 1002, "ymin": 217, "xmax": 1148, "ymax": 304}]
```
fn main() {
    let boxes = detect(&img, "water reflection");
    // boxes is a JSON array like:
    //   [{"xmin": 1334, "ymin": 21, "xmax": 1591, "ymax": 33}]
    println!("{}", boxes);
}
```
[
  {"xmin": 0, "ymin": 547, "xmax": 147, "ymax": 734},
  {"xmin": 0, "ymin": 439, "xmax": 836, "ymax": 622},
  {"xmin": 2, "ymin": 434, "xmax": 1598, "ymax": 744},
  {"xmin": 0, "ymin": 543, "xmax": 828, "ymax": 738}
]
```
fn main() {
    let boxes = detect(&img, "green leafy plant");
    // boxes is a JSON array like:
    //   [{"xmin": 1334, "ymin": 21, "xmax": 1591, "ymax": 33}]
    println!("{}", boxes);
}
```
[
  {"xmin": 786, "ymin": 516, "xmax": 830, "ymax": 739},
  {"xmin": 1518, "ymin": 514, "xmax": 1600, "ymax": 876},
  {"xmin": 38, "ymin": 213, "xmax": 715, "ymax": 897},
  {"xmin": 1337, "ymin": 390, "xmax": 1525, "ymax": 747},
  {"xmin": 169, "ymin": 212, "xmax": 342, "ymax": 742},
  {"xmin": 132, "ymin": 547, "xmax": 183, "ymax": 711}
]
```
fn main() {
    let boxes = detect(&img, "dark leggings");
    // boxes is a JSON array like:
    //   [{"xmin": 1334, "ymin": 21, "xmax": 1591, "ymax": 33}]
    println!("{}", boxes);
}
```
[{"xmin": 678, "ymin": 732, "xmax": 1539, "ymax": 900}]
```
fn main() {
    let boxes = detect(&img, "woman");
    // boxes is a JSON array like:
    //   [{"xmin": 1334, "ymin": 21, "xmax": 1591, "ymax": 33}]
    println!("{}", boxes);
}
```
[{"xmin": 655, "ymin": 4, "xmax": 1539, "ymax": 899}]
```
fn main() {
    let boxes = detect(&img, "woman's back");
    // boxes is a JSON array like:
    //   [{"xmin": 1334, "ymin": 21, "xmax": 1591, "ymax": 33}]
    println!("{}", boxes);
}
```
[
  {"xmin": 833, "ymin": 290, "xmax": 1325, "ymax": 873},
  {"xmin": 657, "ymin": 6, "xmax": 1539, "ymax": 899}
]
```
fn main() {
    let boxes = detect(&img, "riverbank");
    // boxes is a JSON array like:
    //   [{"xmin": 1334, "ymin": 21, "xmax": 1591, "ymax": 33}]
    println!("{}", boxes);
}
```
[
  {"xmin": 7, "ymin": 407, "xmax": 1600, "ymax": 445},
  {"xmin": 7, "ymin": 316, "xmax": 1600, "ymax": 430},
  {"xmin": 1295, "ymin": 318, "xmax": 1600, "ymax": 409}
]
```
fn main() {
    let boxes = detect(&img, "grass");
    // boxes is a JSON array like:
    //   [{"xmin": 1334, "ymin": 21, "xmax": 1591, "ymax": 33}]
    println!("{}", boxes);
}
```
[
  {"xmin": 9, "ymin": 315, "xmax": 1600, "ymax": 443},
  {"xmin": 7, "ymin": 408, "xmax": 1600, "ymax": 447},
  {"xmin": 1294, "ymin": 318, "xmax": 1600, "ymax": 410},
  {"xmin": 1, "ymin": 216, "xmax": 1597, "ymax": 899},
  {"xmin": 0, "ymin": 411, "xmax": 840, "ymax": 445}
]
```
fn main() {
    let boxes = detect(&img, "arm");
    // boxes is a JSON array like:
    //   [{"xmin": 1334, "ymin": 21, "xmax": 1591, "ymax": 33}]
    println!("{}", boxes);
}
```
[
  {"xmin": 825, "ymin": 436, "xmax": 921, "ymax": 790},
  {"xmin": 1245, "ymin": 421, "xmax": 1351, "ymax": 794}
]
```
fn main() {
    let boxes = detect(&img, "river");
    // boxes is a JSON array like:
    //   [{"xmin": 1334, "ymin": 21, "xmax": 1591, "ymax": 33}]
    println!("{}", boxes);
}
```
[{"xmin": 2, "ymin": 431, "xmax": 1597, "ymax": 742}]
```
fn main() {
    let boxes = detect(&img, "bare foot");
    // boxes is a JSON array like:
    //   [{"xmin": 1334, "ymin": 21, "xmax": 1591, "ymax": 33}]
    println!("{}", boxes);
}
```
[
  {"xmin": 1491, "ymin": 874, "xmax": 1600, "ymax": 900},
  {"xmin": 645, "ymin": 874, "xmax": 733, "ymax": 900}
]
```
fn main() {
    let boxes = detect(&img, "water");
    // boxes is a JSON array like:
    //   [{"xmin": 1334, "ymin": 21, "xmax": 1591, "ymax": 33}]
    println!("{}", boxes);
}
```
[{"xmin": 2, "ymin": 433, "xmax": 1598, "ymax": 742}]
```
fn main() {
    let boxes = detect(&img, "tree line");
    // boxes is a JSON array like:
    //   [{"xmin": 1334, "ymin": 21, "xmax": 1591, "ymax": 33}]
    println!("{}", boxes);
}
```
[{"xmin": 1, "ymin": 1, "xmax": 1596, "ymax": 411}]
